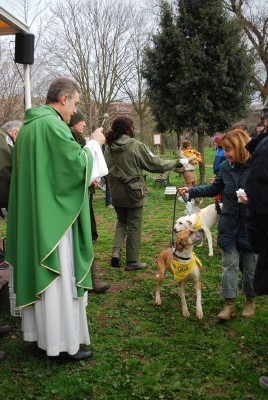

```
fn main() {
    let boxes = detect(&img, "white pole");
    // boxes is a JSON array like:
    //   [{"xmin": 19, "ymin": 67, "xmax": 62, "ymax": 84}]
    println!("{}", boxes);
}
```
[{"xmin": 23, "ymin": 64, "xmax": 31, "ymax": 110}]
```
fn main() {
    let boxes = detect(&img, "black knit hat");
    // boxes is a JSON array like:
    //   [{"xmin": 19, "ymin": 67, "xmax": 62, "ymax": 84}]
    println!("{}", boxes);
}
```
[{"xmin": 69, "ymin": 110, "xmax": 86, "ymax": 127}]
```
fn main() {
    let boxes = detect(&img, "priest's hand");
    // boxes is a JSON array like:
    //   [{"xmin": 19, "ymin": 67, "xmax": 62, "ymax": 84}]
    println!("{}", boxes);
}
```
[{"xmin": 91, "ymin": 127, "xmax": 106, "ymax": 145}]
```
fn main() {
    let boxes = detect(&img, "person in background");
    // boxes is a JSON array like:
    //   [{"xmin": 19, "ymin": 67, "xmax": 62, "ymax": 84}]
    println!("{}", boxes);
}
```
[
  {"xmin": 231, "ymin": 120, "xmax": 249, "ymax": 133},
  {"xmin": 179, "ymin": 139, "xmax": 202, "ymax": 187},
  {"xmin": 69, "ymin": 111, "xmax": 98, "ymax": 242},
  {"xmin": 69, "ymin": 110, "xmax": 110, "ymax": 294},
  {"xmin": 179, "ymin": 129, "xmax": 257, "ymax": 321},
  {"xmin": 0, "ymin": 121, "xmax": 21, "ymax": 361},
  {"xmin": 212, "ymin": 134, "xmax": 226, "ymax": 176},
  {"xmin": 102, "ymin": 144, "xmax": 114, "ymax": 209},
  {"xmin": 6, "ymin": 78, "xmax": 108, "ymax": 361},
  {"xmin": 256, "ymin": 120, "xmax": 265, "ymax": 135},
  {"xmin": 104, "ymin": 116, "xmax": 186, "ymax": 271},
  {"xmin": 104, "ymin": 177, "xmax": 113, "ymax": 208},
  {"xmin": 244, "ymin": 104, "xmax": 268, "ymax": 392},
  {"xmin": 264, "ymin": 107, "xmax": 268, "ymax": 127},
  {"xmin": 0, "ymin": 120, "xmax": 22, "ymax": 212}
]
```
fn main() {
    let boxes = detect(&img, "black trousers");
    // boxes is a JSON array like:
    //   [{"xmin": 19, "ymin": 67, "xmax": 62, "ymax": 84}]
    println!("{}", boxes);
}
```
[{"xmin": 89, "ymin": 187, "xmax": 98, "ymax": 241}]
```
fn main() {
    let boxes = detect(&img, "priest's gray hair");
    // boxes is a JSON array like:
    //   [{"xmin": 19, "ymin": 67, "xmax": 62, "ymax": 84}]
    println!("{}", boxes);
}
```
[{"xmin": 46, "ymin": 78, "xmax": 81, "ymax": 104}]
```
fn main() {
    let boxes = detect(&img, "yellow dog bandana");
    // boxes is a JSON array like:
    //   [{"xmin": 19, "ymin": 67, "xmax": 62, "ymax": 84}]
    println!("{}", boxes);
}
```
[
  {"xmin": 193, "ymin": 213, "xmax": 202, "ymax": 230},
  {"xmin": 171, "ymin": 253, "xmax": 202, "ymax": 282}
]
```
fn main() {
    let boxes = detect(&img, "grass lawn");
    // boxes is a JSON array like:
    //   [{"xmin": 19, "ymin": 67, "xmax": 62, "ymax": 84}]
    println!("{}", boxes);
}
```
[{"xmin": 0, "ymin": 147, "xmax": 268, "ymax": 400}]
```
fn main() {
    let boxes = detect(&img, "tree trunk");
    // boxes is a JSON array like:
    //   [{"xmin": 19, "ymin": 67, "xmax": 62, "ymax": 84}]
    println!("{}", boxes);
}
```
[
  {"xmin": 160, "ymin": 135, "xmax": 165, "ymax": 154},
  {"xmin": 139, "ymin": 115, "xmax": 144, "ymax": 143}
]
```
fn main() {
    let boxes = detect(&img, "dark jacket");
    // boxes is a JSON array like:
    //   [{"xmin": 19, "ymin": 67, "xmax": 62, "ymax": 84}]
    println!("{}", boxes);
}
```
[
  {"xmin": 245, "ymin": 126, "xmax": 268, "ymax": 294},
  {"xmin": 188, "ymin": 159, "xmax": 252, "ymax": 251},
  {"xmin": 71, "ymin": 130, "xmax": 86, "ymax": 148},
  {"xmin": 245, "ymin": 126, "xmax": 268, "ymax": 216},
  {"xmin": 105, "ymin": 135, "xmax": 177, "ymax": 207}
]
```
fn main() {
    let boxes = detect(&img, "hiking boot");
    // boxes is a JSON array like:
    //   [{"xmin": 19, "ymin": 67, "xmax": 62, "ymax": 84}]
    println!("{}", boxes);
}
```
[
  {"xmin": 92, "ymin": 278, "xmax": 110, "ymax": 294},
  {"xmin": 125, "ymin": 261, "xmax": 148, "ymax": 271},
  {"xmin": 259, "ymin": 376, "xmax": 268, "ymax": 391},
  {"xmin": 90, "ymin": 260, "xmax": 110, "ymax": 294},
  {"xmin": 241, "ymin": 296, "xmax": 256, "ymax": 318},
  {"xmin": 216, "ymin": 299, "xmax": 236, "ymax": 320},
  {"xmin": 111, "ymin": 247, "xmax": 122, "ymax": 268}
]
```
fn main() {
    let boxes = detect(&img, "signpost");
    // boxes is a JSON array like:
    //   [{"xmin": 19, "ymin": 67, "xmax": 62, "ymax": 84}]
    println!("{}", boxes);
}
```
[{"xmin": 153, "ymin": 133, "xmax": 161, "ymax": 154}]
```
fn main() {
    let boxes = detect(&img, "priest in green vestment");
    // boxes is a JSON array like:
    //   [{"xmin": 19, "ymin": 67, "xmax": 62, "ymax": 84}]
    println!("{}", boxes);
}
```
[{"xmin": 6, "ymin": 78, "xmax": 108, "ymax": 361}]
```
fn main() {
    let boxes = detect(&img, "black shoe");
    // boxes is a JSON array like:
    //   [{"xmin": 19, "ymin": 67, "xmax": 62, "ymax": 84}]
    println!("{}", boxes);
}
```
[
  {"xmin": 69, "ymin": 349, "xmax": 93, "ymax": 361},
  {"xmin": 0, "ymin": 326, "xmax": 10, "ymax": 338},
  {"xmin": 111, "ymin": 257, "xmax": 120, "ymax": 268},
  {"xmin": 58, "ymin": 349, "xmax": 93, "ymax": 362},
  {"xmin": 125, "ymin": 261, "xmax": 148, "ymax": 271}
]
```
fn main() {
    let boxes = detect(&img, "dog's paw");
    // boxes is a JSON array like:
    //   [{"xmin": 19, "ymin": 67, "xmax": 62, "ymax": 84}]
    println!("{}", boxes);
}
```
[
  {"xmin": 155, "ymin": 297, "xmax": 162, "ymax": 306},
  {"xmin": 182, "ymin": 309, "xmax": 190, "ymax": 317},
  {"xmin": 208, "ymin": 252, "xmax": 213, "ymax": 257},
  {"xmin": 196, "ymin": 310, "xmax": 204, "ymax": 319}
]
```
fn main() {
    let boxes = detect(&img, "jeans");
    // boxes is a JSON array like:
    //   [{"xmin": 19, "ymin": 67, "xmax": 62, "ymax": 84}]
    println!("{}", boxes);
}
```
[
  {"xmin": 221, "ymin": 245, "xmax": 257, "ymax": 299},
  {"xmin": 105, "ymin": 178, "xmax": 112, "ymax": 206}
]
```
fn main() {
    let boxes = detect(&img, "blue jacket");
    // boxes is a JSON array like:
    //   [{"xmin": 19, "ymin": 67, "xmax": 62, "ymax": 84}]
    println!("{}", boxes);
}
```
[
  {"xmin": 189, "ymin": 159, "xmax": 252, "ymax": 251},
  {"xmin": 213, "ymin": 147, "xmax": 225, "ymax": 176}
]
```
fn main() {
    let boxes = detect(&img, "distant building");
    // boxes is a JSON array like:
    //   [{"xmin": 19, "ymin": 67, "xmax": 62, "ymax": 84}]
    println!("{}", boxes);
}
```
[{"xmin": 108, "ymin": 101, "xmax": 135, "ymax": 117}]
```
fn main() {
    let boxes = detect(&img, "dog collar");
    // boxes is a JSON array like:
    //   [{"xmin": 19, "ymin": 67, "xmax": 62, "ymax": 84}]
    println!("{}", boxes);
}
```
[
  {"xmin": 173, "ymin": 252, "xmax": 191, "ymax": 260},
  {"xmin": 172, "ymin": 247, "xmax": 191, "ymax": 260}
]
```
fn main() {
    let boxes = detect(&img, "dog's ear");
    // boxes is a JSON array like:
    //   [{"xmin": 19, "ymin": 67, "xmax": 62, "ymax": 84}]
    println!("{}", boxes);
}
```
[
  {"xmin": 176, "ymin": 229, "xmax": 191, "ymax": 250},
  {"xmin": 184, "ymin": 219, "xmax": 193, "ymax": 227}
]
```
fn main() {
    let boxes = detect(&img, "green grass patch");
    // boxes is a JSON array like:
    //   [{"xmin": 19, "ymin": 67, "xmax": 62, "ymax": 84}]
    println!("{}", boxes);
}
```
[{"xmin": 0, "ymin": 148, "xmax": 267, "ymax": 400}]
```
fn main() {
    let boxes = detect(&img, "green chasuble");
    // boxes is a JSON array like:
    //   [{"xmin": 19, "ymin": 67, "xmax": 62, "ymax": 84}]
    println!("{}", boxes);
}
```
[{"xmin": 6, "ymin": 105, "xmax": 94, "ymax": 307}]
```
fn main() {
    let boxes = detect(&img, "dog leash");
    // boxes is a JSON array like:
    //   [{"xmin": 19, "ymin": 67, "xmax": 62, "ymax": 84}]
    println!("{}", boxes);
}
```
[{"xmin": 170, "ymin": 189, "xmax": 184, "ymax": 248}]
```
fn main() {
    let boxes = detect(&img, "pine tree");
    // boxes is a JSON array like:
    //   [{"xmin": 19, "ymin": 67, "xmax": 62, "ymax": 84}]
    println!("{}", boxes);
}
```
[
  {"xmin": 142, "ymin": 0, "xmax": 254, "ymax": 142},
  {"xmin": 172, "ymin": 0, "xmax": 254, "ymax": 134},
  {"xmin": 142, "ymin": 1, "xmax": 181, "ymax": 132}
]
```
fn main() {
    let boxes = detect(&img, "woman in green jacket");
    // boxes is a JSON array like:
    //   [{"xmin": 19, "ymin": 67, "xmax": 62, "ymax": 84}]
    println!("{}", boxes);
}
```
[{"xmin": 105, "ymin": 116, "xmax": 184, "ymax": 271}]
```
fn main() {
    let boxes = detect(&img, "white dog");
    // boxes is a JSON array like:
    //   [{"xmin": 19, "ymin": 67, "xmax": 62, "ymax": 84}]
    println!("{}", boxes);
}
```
[{"xmin": 174, "ymin": 203, "xmax": 221, "ymax": 256}]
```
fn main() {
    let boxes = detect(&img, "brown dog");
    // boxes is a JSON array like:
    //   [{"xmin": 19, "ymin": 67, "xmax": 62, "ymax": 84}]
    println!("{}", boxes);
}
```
[{"xmin": 155, "ymin": 228, "xmax": 204, "ymax": 319}]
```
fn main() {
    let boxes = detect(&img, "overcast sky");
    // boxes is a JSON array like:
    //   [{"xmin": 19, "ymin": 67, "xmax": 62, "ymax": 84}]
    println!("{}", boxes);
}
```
[{"xmin": 1, "ymin": 0, "xmax": 22, "ymax": 18}]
